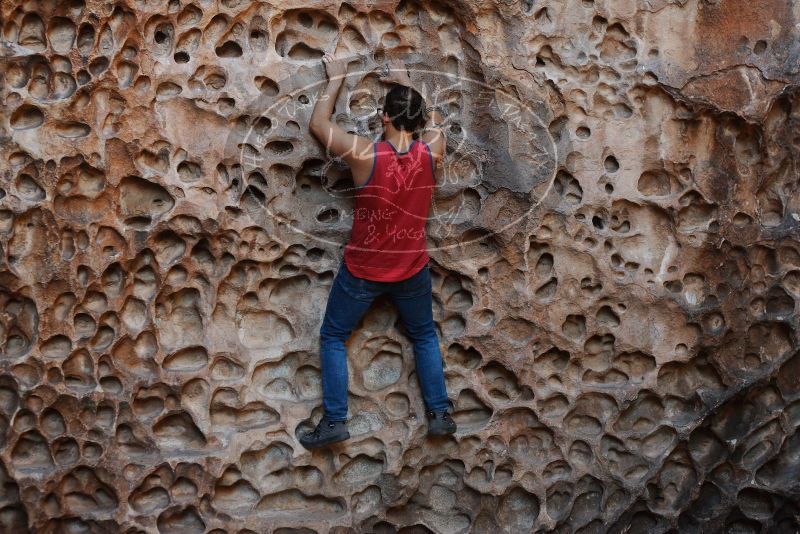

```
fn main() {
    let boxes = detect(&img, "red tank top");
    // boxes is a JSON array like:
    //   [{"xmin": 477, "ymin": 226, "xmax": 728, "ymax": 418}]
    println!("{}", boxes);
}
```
[{"xmin": 344, "ymin": 139, "xmax": 436, "ymax": 282}]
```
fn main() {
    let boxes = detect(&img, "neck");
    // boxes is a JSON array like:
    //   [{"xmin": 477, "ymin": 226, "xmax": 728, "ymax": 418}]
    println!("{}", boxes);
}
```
[{"xmin": 385, "ymin": 128, "xmax": 414, "ymax": 151}]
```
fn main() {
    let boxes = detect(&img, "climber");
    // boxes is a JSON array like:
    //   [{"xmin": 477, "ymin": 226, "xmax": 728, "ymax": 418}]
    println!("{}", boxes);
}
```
[{"xmin": 298, "ymin": 54, "xmax": 456, "ymax": 449}]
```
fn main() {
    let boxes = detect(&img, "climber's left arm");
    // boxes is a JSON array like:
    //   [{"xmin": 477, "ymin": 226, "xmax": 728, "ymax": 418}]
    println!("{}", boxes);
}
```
[{"xmin": 309, "ymin": 54, "xmax": 374, "ymax": 185}]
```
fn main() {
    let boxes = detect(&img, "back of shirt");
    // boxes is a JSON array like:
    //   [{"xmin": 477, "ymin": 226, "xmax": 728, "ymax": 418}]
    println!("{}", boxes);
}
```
[{"xmin": 343, "ymin": 139, "xmax": 437, "ymax": 282}]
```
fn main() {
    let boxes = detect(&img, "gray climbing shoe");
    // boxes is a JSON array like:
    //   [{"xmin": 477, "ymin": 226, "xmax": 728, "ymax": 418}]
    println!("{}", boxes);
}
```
[
  {"xmin": 426, "ymin": 410, "xmax": 457, "ymax": 436},
  {"xmin": 299, "ymin": 417, "xmax": 350, "ymax": 449}
]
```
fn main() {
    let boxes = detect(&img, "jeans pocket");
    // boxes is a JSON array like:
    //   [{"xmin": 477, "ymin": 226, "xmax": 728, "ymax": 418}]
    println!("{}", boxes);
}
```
[
  {"xmin": 338, "ymin": 262, "xmax": 370, "ymax": 300},
  {"xmin": 404, "ymin": 264, "xmax": 432, "ymax": 296}
]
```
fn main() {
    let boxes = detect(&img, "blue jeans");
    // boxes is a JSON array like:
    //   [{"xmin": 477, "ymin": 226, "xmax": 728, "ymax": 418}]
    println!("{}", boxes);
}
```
[{"xmin": 319, "ymin": 261, "xmax": 450, "ymax": 421}]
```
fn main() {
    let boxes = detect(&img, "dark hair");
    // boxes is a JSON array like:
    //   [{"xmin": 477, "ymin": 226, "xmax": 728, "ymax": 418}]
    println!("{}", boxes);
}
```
[{"xmin": 383, "ymin": 84, "xmax": 426, "ymax": 131}]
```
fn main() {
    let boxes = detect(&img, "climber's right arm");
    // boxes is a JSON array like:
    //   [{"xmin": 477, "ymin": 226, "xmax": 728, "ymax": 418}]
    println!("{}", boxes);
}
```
[
  {"xmin": 421, "ymin": 108, "xmax": 446, "ymax": 166},
  {"xmin": 381, "ymin": 59, "xmax": 446, "ymax": 165}
]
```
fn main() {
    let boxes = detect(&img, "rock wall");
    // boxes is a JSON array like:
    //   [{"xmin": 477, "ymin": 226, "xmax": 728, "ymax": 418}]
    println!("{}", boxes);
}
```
[{"xmin": 1, "ymin": 0, "xmax": 800, "ymax": 532}]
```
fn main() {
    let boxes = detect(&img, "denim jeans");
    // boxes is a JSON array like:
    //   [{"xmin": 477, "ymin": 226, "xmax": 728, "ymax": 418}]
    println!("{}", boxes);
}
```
[{"xmin": 318, "ymin": 261, "xmax": 450, "ymax": 421}]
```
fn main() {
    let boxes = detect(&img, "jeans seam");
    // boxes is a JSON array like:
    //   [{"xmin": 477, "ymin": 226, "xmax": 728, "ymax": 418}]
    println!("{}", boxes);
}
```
[
  {"xmin": 425, "ymin": 396, "xmax": 450, "ymax": 412},
  {"xmin": 395, "ymin": 285, "xmax": 431, "ymax": 300}
]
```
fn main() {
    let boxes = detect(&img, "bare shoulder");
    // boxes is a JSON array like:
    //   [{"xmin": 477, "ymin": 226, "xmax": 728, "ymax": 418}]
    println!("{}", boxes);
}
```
[{"xmin": 346, "ymin": 136, "xmax": 376, "ymax": 187}]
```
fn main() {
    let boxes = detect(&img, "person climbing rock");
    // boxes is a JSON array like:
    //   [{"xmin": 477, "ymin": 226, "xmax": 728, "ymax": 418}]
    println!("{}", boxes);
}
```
[{"xmin": 298, "ymin": 54, "xmax": 456, "ymax": 449}]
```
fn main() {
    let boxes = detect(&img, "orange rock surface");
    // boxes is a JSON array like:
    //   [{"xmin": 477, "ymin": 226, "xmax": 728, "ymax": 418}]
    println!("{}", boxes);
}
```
[{"xmin": 1, "ymin": 0, "xmax": 799, "ymax": 532}]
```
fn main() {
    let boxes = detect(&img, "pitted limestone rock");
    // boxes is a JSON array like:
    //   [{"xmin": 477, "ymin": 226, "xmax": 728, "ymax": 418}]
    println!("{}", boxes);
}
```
[{"xmin": 1, "ymin": 0, "xmax": 800, "ymax": 532}]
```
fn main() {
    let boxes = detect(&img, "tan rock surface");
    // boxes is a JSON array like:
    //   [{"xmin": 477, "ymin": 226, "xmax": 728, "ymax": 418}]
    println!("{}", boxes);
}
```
[{"xmin": 1, "ymin": 0, "xmax": 799, "ymax": 532}]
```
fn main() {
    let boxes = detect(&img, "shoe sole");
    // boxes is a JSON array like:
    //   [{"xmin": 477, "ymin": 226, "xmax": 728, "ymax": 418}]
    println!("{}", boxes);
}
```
[
  {"xmin": 301, "ymin": 431, "xmax": 351, "ymax": 449},
  {"xmin": 427, "ymin": 427, "xmax": 457, "ymax": 436}
]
